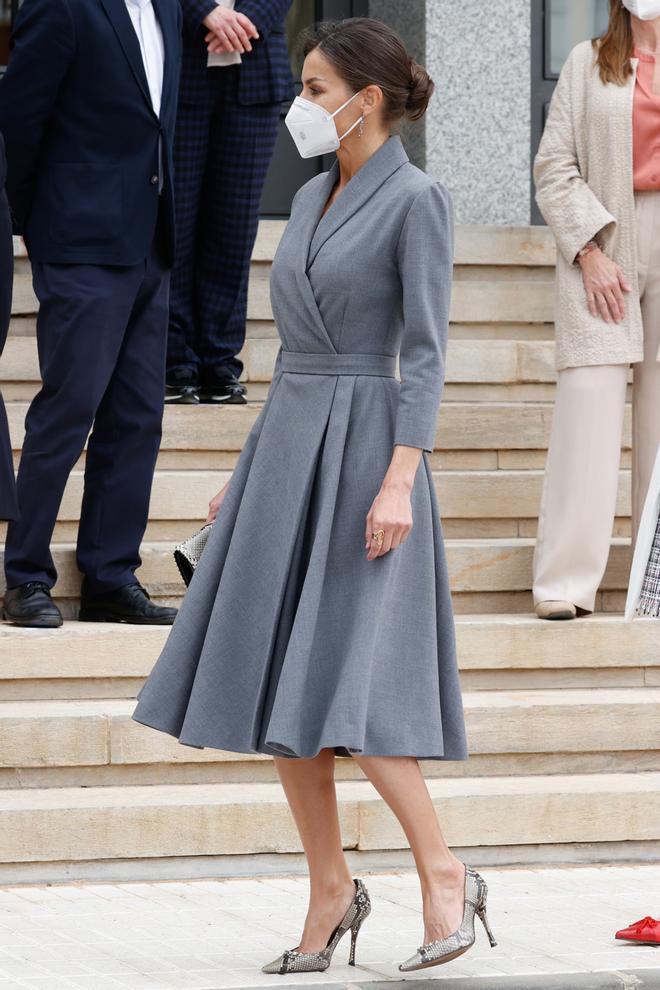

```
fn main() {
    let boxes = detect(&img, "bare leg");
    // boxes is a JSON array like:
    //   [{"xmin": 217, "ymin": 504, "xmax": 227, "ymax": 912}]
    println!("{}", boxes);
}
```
[
  {"xmin": 352, "ymin": 754, "xmax": 465, "ymax": 944},
  {"xmin": 273, "ymin": 749, "xmax": 356, "ymax": 953}
]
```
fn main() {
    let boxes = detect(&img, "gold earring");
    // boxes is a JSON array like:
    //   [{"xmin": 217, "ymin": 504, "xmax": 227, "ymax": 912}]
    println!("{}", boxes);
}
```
[{"xmin": 358, "ymin": 115, "xmax": 364, "ymax": 137}]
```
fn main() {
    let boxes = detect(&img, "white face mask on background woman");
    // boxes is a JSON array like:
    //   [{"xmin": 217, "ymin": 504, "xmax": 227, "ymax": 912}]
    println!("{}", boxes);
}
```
[
  {"xmin": 622, "ymin": 0, "xmax": 660, "ymax": 20},
  {"xmin": 284, "ymin": 90, "xmax": 364, "ymax": 159}
]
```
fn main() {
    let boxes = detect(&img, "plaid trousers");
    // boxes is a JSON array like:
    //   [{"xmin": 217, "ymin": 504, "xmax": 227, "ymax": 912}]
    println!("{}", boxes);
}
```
[{"xmin": 167, "ymin": 65, "xmax": 280, "ymax": 383}]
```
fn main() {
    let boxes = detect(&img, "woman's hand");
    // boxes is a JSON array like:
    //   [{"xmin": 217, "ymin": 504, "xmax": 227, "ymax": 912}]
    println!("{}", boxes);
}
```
[
  {"xmin": 364, "ymin": 480, "xmax": 413, "ymax": 560},
  {"xmin": 579, "ymin": 247, "xmax": 632, "ymax": 323},
  {"xmin": 203, "ymin": 7, "xmax": 258, "ymax": 54},
  {"xmin": 205, "ymin": 481, "xmax": 230, "ymax": 525}
]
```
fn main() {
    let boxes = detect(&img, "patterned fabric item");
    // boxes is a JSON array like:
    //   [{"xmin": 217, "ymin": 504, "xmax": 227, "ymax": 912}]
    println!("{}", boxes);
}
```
[
  {"xmin": 261, "ymin": 878, "xmax": 371, "ymax": 974},
  {"xmin": 637, "ymin": 510, "xmax": 660, "ymax": 616},
  {"xmin": 173, "ymin": 524, "xmax": 213, "ymax": 586},
  {"xmin": 398, "ymin": 867, "xmax": 493, "ymax": 972},
  {"xmin": 178, "ymin": 0, "xmax": 294, "ymax": 106},
  {"xmin": 167, "ymin": 70, "xmax": 281, "ymax": 381}
]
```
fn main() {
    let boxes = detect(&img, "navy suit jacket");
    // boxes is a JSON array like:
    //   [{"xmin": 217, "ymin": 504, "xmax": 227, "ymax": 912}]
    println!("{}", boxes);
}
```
[
  {"xmin": 0, "ymin": 133, "xmax": 18, "ymax": 521},
  {"xmin": 179, "ymin": 0, "xmax": 294, "ymax": 105},
  {"xmin": 0, "ymin": 0, "xmax": 182, "ymax": 267}
]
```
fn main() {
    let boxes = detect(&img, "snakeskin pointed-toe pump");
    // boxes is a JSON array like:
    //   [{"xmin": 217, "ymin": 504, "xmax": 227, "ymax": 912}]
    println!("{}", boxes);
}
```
[
  {"xmin": 261, "ymin": 877, "xmax": 371, "ymax": 974},
  {"xmin": 398, "ymin": 865, "xmax": 497, "ymax": 972}
]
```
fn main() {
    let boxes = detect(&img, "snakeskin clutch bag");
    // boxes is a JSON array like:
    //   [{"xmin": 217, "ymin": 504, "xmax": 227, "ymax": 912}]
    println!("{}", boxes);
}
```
[{"xmin": 173, "ymin": 523, "xmax": 213, "ymax": 587}]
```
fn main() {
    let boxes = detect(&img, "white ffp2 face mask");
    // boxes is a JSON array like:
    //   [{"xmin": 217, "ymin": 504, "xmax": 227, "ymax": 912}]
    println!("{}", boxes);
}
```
[
  {"xmin": 284, "ymin": 91, "xmax": 363, "ymax": 159},
  {"xmin": 622, "ymin": 0, "xmax": 660, "ymax": 20}
]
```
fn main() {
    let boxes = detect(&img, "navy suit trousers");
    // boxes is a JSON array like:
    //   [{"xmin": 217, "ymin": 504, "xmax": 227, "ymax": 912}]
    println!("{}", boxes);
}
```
[
  {"xmin": 4, "ymin": 220, "xmax": 170, "ymax": 597},
  {"xmin": 167, "ymin": 65, "xmax": 281, "ymax": 384}
]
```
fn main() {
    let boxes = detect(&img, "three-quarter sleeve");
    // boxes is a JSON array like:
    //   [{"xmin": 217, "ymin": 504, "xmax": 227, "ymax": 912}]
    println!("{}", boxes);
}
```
[{"xmin": 393, "ymin": 181, "xmax": 454, "ymax": 454}]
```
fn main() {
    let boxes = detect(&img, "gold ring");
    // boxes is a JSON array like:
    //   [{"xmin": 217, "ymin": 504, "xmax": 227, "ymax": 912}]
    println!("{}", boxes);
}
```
[{"xmin": 371, "ymin": 529, "xmax": 385, "ymax": 547}]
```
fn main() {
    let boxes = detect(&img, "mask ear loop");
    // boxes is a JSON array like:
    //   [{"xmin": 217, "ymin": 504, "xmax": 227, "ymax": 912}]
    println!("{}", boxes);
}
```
[
  {"xmin": 330, "ymin": 90, "xmax": 361, "ymax": 118},
  {"xmin": 337, "ymin": 114, "xmax": 365, "ymax": 141},
  {"xmin": 332, "ymin": 90, "xmax": 364, "ymax": 142}
]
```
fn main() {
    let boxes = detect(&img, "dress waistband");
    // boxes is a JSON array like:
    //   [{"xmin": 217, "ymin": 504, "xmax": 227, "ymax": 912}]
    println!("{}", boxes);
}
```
[{"xmin": 280, "ymin": 350, "xmax": 397, "ymax": 377}]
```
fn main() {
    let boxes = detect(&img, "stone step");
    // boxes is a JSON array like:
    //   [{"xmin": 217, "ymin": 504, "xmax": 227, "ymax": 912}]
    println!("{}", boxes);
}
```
[
  {"xmin": 1, "ymin": 615, "xmax": 657, "ymax": 701},
  {"xmin": 251, "ymin": 222, "xmax": 556, "ymax": 267},
  {"xmin": 0, "ymin": 469, "xmax": 631, "ymax": 527},
  {"xmin": 9, "ymin": 516, "xmax": 586, "ymax": 546},
  {"xmin": 14, "ymin": 586, "xmax": 601, "ymax": 619},
  {"xmin": 11, "ymin": 446, "xmax": 629, "ymax": 479},
  {"xmin": 1, "ymin": 689, "xmax": 659, "ymax": 774},
  {"xmin": 13, "ymin": 225, "xmax": 556, "ymax": 268},
  {"xmin": 6, "ymin": 401, "xmax": 634, "ymax": 454},
  {"xmin": 8, "ymin": 272, "xmax": 35, "ymax": 317},
  {"xmin": 0, "ymin": 772, "xmax": 657, "ymax": 866},
  {"xmin": 8, "ymin": 224, "xmax": 557, "ymax": 324},
  {"xmin": 2, "ymin": 380, "xmax": 575, "ymax": 408},
  {"xmin": 8, "ymin": 275, "xmax": 556, "ymax": 328},
  {"xmin": 1, "ymin": 337, "xmax": 563, "ymax": 386},
  {"xmin": 2, "ymin": 614, "xmax": 657, "ymax": 678},
  {"xmin": 451, "ymin": 224, "xmax": 555, "ymax": 266},
  {"xmin": 0, "ymin": 539, "xmax": 632, "ymax": 602},
  {"xmin": 9, "ymin": 258, "xmax": 556, "ymax": 323}
]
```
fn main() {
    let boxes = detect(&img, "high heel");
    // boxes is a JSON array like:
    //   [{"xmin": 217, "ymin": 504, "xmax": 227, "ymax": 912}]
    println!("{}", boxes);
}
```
[
  {"xmin": 476, "ymin": 888, "xmax": 498, "ymax": 948},
  {"xmin": 348, "ymin": 915, "xmax": 363, "ymax": 966},
  {"xmin": 261, "ymin": 877, "xmax": 371, "ymax": 974},
  {"xmin": 398, "ymin": 864, "xmax": 497, "ymax": 972}
]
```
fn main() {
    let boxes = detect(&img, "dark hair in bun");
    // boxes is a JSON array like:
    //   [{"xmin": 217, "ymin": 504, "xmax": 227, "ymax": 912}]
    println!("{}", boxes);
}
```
[
  {"xmin": 298, "ymin": 17, "xmax": 434, "ymax": 125},
  {"xmin": 406, "ymin": 58, "xmax": 434, "ymax": 121}
]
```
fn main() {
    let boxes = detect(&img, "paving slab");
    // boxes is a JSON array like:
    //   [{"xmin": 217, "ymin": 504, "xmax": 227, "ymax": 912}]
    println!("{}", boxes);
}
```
[{"xmin": 0, "ymin": 866, "xmax": 659, "ymax": 988}]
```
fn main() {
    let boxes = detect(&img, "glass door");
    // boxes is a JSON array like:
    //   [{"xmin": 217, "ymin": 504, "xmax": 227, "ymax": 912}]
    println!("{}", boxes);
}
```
[{"xmin": 260, "ymin": 0, "xmax": 368, "ymax": 217}]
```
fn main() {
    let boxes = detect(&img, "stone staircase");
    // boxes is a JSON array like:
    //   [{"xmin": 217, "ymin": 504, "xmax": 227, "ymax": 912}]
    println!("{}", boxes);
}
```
[{"xmin": 1, "ymin": 224, "xmax": 659, "ymax": 883}]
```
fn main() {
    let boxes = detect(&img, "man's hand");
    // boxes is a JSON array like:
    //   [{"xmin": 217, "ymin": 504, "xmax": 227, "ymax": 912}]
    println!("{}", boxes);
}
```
[
  {"xmin": 579, "ymin": 247, "xmax": 632, "ymax": 324},
  {"xmin": 202, "ymin": 7, "xmax": 259, "ymax": 54}
]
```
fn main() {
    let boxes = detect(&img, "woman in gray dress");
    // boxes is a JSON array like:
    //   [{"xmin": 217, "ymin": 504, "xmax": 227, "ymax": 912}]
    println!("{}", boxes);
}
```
[{"xmin": 132, "ymin": 17, "xmax": 496, "ymax": 975}]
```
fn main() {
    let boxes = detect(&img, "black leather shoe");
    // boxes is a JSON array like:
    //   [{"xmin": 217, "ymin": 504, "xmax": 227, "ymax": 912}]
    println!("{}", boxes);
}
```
[
  {"xmin": 199, "ymin": 371, "xmax": 247, "ymax": 404},
  {"xmin": 165, "ymin": 382, "xmax": 200, "ymax": 404},
  {"xmin": 78, "ymin": 582, "xmax": 178, "ymax": 625},
  {"xmin": 2, "ymin": 581, "xmax": 63, "ymax": 628}
]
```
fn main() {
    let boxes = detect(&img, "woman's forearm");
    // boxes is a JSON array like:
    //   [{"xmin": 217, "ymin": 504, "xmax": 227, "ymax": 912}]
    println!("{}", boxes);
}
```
[{"xmin": 381, "ymin": 443, "xmax": 424, "ymax": 493}]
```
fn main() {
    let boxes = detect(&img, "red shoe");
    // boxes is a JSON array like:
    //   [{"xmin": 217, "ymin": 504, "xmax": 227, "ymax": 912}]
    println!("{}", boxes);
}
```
[{"xmin": 615, "ymin": 916, "xmax": 660, "ymax": 944}]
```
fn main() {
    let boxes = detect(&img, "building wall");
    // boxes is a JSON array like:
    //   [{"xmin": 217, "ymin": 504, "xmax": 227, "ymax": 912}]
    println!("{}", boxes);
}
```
[{"xmin": 425, "ymin": 0, "xmax": 531, "ymax": 225}]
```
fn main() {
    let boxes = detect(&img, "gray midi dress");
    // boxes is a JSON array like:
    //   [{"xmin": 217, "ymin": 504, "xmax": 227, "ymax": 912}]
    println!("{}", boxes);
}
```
[{"xmin": 132, "ymin": 133, "xmax": 469, "ymax": 761}]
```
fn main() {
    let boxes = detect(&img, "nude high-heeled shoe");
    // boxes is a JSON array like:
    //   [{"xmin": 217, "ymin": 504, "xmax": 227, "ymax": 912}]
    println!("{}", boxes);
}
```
[
  {"xmin": 398, "ymin": 865, "xmax": 497, "ymax": 972},
  {"xmin": 261, "ymin": 877, "xmax": 371, "ymax": 974}
]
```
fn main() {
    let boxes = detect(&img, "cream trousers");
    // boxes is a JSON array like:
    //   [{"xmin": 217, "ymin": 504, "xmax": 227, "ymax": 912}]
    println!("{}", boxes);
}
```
[{"xmin": 533, "ymin": 189, "xmax": 660, "ymax": 612}]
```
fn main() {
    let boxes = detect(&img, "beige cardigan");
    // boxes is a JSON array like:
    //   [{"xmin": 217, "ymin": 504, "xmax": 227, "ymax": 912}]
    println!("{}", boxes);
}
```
[{"xmin": 534, "ymin": 39, "xmax": 660, "ymax": 370}]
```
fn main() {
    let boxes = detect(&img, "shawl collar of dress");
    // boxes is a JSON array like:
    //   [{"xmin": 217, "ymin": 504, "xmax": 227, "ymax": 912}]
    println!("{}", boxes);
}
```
[
  {"xmin": 290, "ymin": 133, "xmax": 409, "ymax": 354},
  {"xmin": 304, "ymin": 133, "xmax": 410, "ymax": 271}
]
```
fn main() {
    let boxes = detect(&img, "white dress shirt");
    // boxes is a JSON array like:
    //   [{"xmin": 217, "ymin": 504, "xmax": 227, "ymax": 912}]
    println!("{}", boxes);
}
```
[
  {"xmin": 124, "ymin": 0, "xmax": 165, "ymax": 193},
  {"xmin": 124, "ymin": 0, "xmax": 165, "ymax": 117}
]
